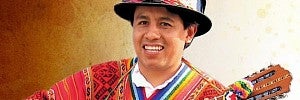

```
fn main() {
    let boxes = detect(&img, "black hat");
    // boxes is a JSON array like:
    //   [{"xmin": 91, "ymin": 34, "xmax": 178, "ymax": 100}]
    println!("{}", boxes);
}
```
[{"xmin": 114, "ymin": 0, "xmax": 211, "ymax": 37}]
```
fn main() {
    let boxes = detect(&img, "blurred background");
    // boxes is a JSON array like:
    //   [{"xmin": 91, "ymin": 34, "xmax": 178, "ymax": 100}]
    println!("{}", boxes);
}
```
[{"xmin": 0, "ymin": 0, "xmax": 299, "ymax": 99}]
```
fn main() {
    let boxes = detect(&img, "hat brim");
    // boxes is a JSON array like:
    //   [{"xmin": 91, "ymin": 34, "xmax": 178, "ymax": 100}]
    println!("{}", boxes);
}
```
[{"xmin": 114, "ymin": 2, "xmax": 212, "ymax": 37}]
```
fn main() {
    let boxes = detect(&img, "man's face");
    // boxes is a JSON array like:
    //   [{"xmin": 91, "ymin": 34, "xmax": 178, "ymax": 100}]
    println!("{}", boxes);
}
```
[{"xmin": 132, "ymin": 6, "xmax": 196, "ymax": 70}]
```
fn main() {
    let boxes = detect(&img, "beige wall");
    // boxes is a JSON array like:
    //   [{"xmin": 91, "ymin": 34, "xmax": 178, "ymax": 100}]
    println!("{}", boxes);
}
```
[
  {"xmin": 0, "ymin": 0, "xmax": 134, "ymax": 99},
  {"xmin": 185, "ymin": 0, "xmax": 300, "ymax": 99},
  {"xmin": 1, "ymin": 0, "xmax": 299, "ymax": 99}
]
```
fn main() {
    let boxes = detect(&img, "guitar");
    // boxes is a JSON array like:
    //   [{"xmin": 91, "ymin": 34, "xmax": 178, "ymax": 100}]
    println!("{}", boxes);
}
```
[
  {"xmin": 245, "ymin": 65, "xmax": 292, "ymax": 100},
  {"xmin": 213, "ymin": 64, "xmax": 292, "ymax": 100}
]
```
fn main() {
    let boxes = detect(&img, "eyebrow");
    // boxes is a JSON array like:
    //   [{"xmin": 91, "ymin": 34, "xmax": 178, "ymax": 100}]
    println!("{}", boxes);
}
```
[
  {"xmin": 159, "ymin": 16, "xmax": 174, "ymax": 22},
  {"xmin": 135, "ymin": 14, "xmax": 149, "ymax": 21},
  {"xmin": 135, "ymin": 14, "xmax": 175, "ymax": 23}
]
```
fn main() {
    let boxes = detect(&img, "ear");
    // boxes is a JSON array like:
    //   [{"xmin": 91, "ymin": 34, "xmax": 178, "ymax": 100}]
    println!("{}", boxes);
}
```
[{"xmin": 185, "ymin": 24, "xmax": 198, "ymax": 43}]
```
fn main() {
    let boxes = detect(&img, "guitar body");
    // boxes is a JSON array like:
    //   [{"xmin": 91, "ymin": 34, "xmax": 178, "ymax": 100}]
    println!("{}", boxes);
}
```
[{"xmin": 244, "ymin": 65, "xmax": 292, "ymax": 100}]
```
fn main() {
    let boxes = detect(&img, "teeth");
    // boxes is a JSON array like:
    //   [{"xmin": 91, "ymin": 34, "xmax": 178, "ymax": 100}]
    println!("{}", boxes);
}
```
[{"xmin": 144, "ymin": 45, "xmax": 163, "ymax": 51}]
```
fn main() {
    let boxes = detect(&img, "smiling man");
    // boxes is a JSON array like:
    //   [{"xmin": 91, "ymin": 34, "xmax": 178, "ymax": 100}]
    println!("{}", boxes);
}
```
[
  {"xmin": 28, "ymin": 0, "xmax": 227, "ymax": 99},
  {"xmin": 132, "ymin": 6, "xmax": 197, "ymax": 87}
]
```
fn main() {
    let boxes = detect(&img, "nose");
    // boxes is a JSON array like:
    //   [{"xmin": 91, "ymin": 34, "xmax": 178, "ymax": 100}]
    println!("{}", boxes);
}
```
[{"xmin": 144, "ymin": 25, "xmax": 161, "ymax": 40}]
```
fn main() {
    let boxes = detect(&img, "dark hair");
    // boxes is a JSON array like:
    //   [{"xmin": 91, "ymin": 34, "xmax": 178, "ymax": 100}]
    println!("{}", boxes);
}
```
[
  {"xmin": 166, "ymin": 7, "xmax": 198, "ymax": 29},
  {"xmin": 166, "ymin": 7, "xmax": 198, "ymax": 49},
  {"xmin": 129, "ymin": 7, "xmax": 197, "ymax": 29}
]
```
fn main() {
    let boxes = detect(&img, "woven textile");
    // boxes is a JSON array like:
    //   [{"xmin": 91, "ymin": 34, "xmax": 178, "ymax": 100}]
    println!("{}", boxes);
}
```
[{"xmin": 27, "ymin": 58, "xmax": 226, "ymax": 100}]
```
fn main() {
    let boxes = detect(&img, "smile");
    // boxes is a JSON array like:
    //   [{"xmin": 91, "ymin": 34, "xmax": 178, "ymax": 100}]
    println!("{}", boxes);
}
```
[{"xmin": 143, "ymin": 45, "xmax": 164, "ymax": 52}]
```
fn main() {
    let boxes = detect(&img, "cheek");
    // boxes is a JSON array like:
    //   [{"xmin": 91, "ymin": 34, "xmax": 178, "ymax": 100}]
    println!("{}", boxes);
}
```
[
  {"xmin": 180, "ymin": 31, "xmax": 189, "ymax": 41},
  {"xmin": 176, "ymin": 40, "xmax": 186, "ymax": 49},
  {"xmin": 167, "ymin": 38, "xmax": 185, "ymax": 51},
  {"xmin": 132, "ymin": 28, "xmax": 142, "ymax": 39},
  {"xmin": 133, "ymin": 31, "xmax": 142, "ymax": 47},
  {"xmin": 170, "ymin": 32, "xmax": 188, "ymax": 47},
  {"xmin": 167, "ymin": 30, "xmax": 189, "ymax": 41}
]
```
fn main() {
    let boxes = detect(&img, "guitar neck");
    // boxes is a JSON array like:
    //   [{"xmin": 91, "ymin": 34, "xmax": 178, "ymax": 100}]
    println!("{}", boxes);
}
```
[
  {"xmin": 245, "ymin": 65, "xmax": 292, "ymax": 100},
  {"xmin": 211, "ymin": 65, "xmax": 292, "ymax": 100}
]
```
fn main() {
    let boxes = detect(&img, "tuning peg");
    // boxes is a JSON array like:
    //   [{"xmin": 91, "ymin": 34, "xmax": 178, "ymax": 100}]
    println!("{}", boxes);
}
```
[
  {"xmin": 276, "ymin": 93, "xmax": 287, "ymax": 99},
  {"xmin": 260, "ymin": 68, "xmax": 265, "ymax": 72}
]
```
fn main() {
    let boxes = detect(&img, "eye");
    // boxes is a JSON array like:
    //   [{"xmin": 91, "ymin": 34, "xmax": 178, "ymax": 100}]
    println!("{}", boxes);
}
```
[
  {"xmin": 160, "ymin": 22, "xmax": 172, "ymax": 27},
  {"xmin": 137, "ymin": 21, "xmax": 148, "ymax": 25}
]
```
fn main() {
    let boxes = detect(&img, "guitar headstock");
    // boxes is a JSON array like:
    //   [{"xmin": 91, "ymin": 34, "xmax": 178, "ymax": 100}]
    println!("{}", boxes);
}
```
[{"xmin": 244, "ymin": 65, "xmax": 292, "ymax": 100}]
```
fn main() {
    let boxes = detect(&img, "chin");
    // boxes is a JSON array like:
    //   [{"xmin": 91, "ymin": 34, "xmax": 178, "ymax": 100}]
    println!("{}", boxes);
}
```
[{"xmin": 140, "ymin": 58, "xmax": 163, "ymax": 67}]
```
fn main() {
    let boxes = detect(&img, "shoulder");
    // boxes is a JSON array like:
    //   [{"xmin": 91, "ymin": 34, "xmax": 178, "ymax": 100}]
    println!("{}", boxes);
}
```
[
  {"xmin": 90, "ymin": 57, "xmax": 135, "ymax": 73},
  {"xmin": 184, "ymin": 60, "xmax": 226, "ymax": 91},
  {"xmin": 80, "ymin": 57, "xmax": 136, "ymax": 99},
  {"xmin": 182, "ymin": 58, "xmax": 227, "ymax": 99}
]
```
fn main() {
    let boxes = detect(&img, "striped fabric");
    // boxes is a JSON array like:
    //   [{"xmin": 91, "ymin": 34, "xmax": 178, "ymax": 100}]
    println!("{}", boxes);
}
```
[
  {"xmin": 128, "ymin": 64, "xmax": 201, "ymax": 99},
  {"xmin": 122, "ymin": 58, "xmax": 226, "ymax": 100},
  {"xmin": 27, "ymin": 57, "xmax": 226, "ymax": 100}
]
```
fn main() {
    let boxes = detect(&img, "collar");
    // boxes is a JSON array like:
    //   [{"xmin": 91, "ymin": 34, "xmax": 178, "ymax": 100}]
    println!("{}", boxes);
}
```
[{"xmin": 131, "ymin": 62, "xmax": 185, "ymax": 97}]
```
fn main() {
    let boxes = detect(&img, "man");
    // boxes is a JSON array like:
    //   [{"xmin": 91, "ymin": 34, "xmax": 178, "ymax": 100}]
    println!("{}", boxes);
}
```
[{"xmin": 27, "ymin": 0, "xmax": 228, "ymax": 99}]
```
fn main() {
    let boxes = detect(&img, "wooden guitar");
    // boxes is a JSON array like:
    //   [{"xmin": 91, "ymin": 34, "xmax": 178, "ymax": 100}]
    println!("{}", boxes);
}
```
[
  {"xmin": 213, "ymin": 64, "xmax": 292, "ymax": 100},
  {"xmin": 245, "ymin": 65, "xmax": 292, "ymax": 100}
]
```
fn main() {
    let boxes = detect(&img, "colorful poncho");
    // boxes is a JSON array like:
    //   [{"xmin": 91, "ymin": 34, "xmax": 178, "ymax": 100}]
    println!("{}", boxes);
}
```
[{"xmin": 27, "ymin": 58, "xmax": 226, "ymax": 100}]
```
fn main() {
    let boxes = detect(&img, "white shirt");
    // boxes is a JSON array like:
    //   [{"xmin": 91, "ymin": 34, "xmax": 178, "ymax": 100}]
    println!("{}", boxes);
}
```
[{"xmin": 131, "ymin": 63, "xmax": 185, "ymax": 98}]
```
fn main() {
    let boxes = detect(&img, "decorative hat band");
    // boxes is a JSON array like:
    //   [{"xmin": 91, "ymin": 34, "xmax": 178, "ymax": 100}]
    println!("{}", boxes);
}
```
[
  {"xmin": 122, "ymin": 0, "xmax": 205, "ymax": 14},
  {"xmin": 114, "ymin": 0, "xmax": 211, "ymax": 37}
]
